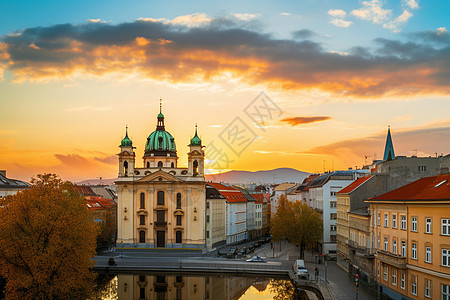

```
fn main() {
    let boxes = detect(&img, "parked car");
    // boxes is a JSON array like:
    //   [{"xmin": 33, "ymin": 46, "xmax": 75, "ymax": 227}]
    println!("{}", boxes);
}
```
[
  {"xmin": 237, "ymin": 247, "xmax": 247, "ymax": 256},
  {"xmin": 247, "ymin": 246, "xmax": 255, "ymax": 254},
  {"xmin": 227, "ymin": 248, "xmax": 237, "ymax": 258},
  {"xmin": 257, "ymin": 237, "xmax": 267, "ymax": 244},
  {"xmin": 253, "ymin": 241, "xmax": 261, "ymax": 248},
  {"xmin": 246, "ymin": 256, "xmax": 265, "ymax": 262}
]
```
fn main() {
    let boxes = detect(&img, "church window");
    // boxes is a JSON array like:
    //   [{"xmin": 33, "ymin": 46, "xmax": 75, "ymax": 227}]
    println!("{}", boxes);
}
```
[
  {"xmin": 176, "ymin": 193, "xmax": 181, "ymax": 209},
  {"xmin": 193, "ymin": 160, "xmax": 198, "ymax": 174},
  {"xmin": 158, "ymin": 161, "xmax": 163, "ymax": 168},
  {"xmin": 146, "ymin": 161, "xmax": 150, "ymax": 168},
  {"xmin": 123, "ymin": 161, "xmax": 128, "ymax": 176},
  {"xmin": 171, "ymin": 162, "xmax": 174, "ymax": 168},
  {"xmin": 158, "ymin": 137, "xmax": 163, "ymax": 149},
  {"xmin": 140, "ymin": 192, "xmax": 145, "ymax": 209},
  {"xmin": 157, "ymin": 191, "xmax": 164, "ymax": 205}
]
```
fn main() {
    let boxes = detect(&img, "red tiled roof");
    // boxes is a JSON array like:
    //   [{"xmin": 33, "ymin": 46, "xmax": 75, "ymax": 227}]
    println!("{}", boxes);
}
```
[
  {"xmin": 250, "ymin": 193, "xmax": 270, "ymax": 204},
  {"xmin": 369, "ymin": 174, "xmax": 450, "ymax": 201},
  {"xmin": 75, "ymin": 185, "xmax": 97, "ymax": 196},
  {"xmin": 338, "ymin": 176, "xmax": 373, "ymax": 194},
  {"xmin": 208, "ymin": 182, "xmax": 247, "ymax": 203}
]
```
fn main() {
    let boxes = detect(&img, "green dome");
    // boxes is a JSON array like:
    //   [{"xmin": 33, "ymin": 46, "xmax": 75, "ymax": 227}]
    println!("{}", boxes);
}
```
[
  {"xmin": 158, "ymin": 112, "xmax": 164, "ymax": 118},
  {"xmin": 120, "ymin": 128, "xmax": 133, "ymax": 147},
  {"xmin": 145, "ymin": 130, "xmax": 176, "ymax": 153}
]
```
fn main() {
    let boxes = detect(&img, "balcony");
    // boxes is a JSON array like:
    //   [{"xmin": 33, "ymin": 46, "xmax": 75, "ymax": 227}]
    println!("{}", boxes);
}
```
[
  {"xmin": 375, "ymin": 250, "xmax": 406, "ymax": 269},
  {"xmin": 154, "ymin": 221, "xmax": 167, "ymax": 228},
  {"xmin": 348, "ymin": 240, "xmax": 374, "ymax": 257}
]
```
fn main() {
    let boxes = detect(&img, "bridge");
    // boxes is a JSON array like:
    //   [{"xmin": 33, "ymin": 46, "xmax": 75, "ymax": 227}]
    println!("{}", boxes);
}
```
[{"xmin": 94, "ymin": 255, "xmax": 336, "ymax": 299}]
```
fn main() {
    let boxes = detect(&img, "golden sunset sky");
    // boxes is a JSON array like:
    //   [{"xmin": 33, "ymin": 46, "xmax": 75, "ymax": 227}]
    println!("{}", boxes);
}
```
[{"xmin": 1, "ymin": 0, "xmax": 449, "ymax": 182}]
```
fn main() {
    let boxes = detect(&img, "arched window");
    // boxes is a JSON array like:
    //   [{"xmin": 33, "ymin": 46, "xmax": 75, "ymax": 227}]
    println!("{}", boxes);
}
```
[
  {"xmin": 176, "ymin": 193, "xmax": 182, "ymax": 209},
  {"xmin": 193, "ymin": 160, "xmax": 198, "ymax": 174},
  {"xmin": 146, "ymin": 161, "xmax": 150, "ymax": 168},
  {"xmin": 171, "ymin": 162, "xmax": 174, "ymax": 168},
  {"xmin": 176, "ymin": 231, "xmax": 182, "ymax": 243},
  {"xmin": 157, "ymin": 191, "xmax": 164, "ymax": 206},
  {"xmin": 140, "ymin": 192, "xmax": 145, "ymax": 209},
  {"xmin": 123, "ymin": 160, "xmax": 128, "ymax": 176},
  {"xmin": 139, "ymin": 230, "xmax": 145, "ymax": 243},
  {"xmin": 158, "ymin": 161, "xmax": 163, "ymax": 168}
]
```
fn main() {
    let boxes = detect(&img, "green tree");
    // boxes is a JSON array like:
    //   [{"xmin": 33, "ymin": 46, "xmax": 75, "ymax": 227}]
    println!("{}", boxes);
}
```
[
  {"xmin": 0, "ymin": 174, "xmax": 98, "ymax": 299},
  {"xmin": 270, "ymin": 195, "xmax": 323, "ymax": 259}
]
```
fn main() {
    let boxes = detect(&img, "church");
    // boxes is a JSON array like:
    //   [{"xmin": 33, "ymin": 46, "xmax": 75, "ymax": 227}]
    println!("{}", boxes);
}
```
[{"xmin": 116, "ymin": 103, "xmax": 206, "ymax": 250}]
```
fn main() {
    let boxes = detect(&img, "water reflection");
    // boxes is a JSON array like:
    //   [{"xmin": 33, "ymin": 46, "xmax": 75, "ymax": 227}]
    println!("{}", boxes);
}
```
[{"xmin": 96, "ymin": 273, "xmax": 296, "ymax": 300}]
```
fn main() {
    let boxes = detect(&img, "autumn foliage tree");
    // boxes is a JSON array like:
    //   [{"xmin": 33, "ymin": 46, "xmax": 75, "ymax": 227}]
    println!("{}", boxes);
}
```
[
  {"xmin": 270, "ymin": 194, "xmax": 323, "ymax": 259},
  {"xmin": 0, "ymin": 174, "xmax": 99, "ymax": 299}
]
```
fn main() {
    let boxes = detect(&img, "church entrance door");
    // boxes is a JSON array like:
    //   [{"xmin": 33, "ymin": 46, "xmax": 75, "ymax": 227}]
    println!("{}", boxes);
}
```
[{"xmin": 156, "ymin": 231, "xmax": 165, "ymax": 247}]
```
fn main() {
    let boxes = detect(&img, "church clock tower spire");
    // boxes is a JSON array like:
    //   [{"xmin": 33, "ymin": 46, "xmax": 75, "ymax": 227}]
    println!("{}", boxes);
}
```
[{"xmin": 383, "ymin": 125, "xmax": 395, "ymax": 161}]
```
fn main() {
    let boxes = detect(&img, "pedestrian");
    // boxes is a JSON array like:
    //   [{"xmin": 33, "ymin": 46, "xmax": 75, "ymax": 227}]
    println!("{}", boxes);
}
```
[{"xmin": 315, "ymin": 266, "xmax": 319, "ymax": 279}]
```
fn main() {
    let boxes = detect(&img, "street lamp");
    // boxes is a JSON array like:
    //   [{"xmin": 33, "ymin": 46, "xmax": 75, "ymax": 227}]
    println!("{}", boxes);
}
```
[{"xmin": 355, "ymin": 274, "xmax": 359, "ymax": 300}]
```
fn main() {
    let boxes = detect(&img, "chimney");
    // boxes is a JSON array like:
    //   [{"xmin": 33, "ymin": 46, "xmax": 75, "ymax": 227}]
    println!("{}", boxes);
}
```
[{"xmin": 0, "ymin": 170, "xmax": 6, "ymax": 177}]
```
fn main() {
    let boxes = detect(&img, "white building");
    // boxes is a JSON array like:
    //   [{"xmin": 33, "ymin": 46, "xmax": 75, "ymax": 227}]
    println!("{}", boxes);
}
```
[
  {"xmin": 208, "ymin": 183, "xmax": 248, "ymax": 245},
  {"xmin": 306, "ymin": 171, "xmax": 368, "ymax": 255},
  {"xmin": 0, "ymin": 170, "xmax": 29, "ymax": 198},
  {"xmin": 270, "ymin": 183, "xmax": 297, "ymax": 214}
]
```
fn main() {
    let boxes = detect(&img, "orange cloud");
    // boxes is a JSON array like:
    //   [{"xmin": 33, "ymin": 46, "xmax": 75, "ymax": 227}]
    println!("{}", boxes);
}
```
[
  {"xmin": 2, "ymin": 19, "xmax": 450, "ymax": 97},
  {"xmin": 281, "ymin": 116, "xmax": 331, "ymax": 126}
]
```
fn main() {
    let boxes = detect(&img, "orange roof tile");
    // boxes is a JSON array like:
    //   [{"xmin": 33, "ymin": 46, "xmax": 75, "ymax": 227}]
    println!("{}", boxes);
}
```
[
  {"xmin": 369, "ymin": 174, "xmax": 450, "ymax": 201},
  {"xmin": 208, "ymin": 182, "xmax": 247, "ymax": 203},
  {"xmin": 250, "ymin": 193, "xmax": 270, "ymax": 204},
  {"xmin": 338, "ymin": 176, "xmax": 373, "ymax": 194}
]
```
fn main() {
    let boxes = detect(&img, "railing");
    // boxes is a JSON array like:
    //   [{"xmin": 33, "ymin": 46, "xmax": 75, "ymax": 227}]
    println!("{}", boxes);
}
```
[
  {"xmin": 375, "ymin": 250, "xmax": 406, "ymax": 268},
  {"xmin": 154, "ymin": 221, "xmax": 167, "ymax": 227},
  {"xmin": 348, "ymin": 240, "xmax": 374, "ymax": 256}
]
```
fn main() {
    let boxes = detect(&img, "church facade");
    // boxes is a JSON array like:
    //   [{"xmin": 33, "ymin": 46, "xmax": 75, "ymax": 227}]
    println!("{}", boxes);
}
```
[{"xmin": 116, "ymin": 105, "xmax": 206, "ymax": 250}]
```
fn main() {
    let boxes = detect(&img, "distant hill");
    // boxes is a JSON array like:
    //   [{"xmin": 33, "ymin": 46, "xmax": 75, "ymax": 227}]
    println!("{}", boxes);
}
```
[
  {"xmin": 76, "ymin": 168, "xmax": 310, "ymax": 186},
  {"xmin": 205, "ymin": 168, "xmax": 309, "ymax": 185}
]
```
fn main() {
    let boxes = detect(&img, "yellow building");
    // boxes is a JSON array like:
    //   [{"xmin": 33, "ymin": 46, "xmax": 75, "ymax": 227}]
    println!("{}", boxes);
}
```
[
  {"xmin": 116, "ymin": 105, "xmax": 206, "ymax": 250},
  {"xmin": 368, "ymin": 174, "xmax": 450, "ymax": 300}
]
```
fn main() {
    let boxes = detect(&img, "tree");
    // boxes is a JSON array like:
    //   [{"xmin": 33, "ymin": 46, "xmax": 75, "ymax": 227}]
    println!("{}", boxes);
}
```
[
  {"xmin": 0, "ymin": 174, "xmax": 99, "ymax": 299},
  {"xmin": 270, "ymin": 194, "xmax": 291, "ymax": 243},
  {"xmin": 96, "ymin": 210, "xmax": 116, "ymax": 251},
  {"xmin": 270, "ymin": 195, "xmax": 323, "ymax": 259},
  {"xmin": 289, "ymin": 201, "xmax": 323, "ymax": 259}
]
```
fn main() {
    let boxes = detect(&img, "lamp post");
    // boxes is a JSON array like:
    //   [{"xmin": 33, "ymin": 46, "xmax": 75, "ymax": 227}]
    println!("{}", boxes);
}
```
[{"xmin": 355, "ymin": 274, "xmax": 359, "ymax": 300}]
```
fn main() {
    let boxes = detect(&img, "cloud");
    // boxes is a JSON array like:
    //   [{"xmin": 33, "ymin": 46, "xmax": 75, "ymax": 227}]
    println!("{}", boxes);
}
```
[
  {"xmin": 306, "ymin": 125, "xmax": 450, "ymax": 165},
  {"xmin": 87, "ymin": 19, "xmax": 107, "ymax": 24},
  {"xmin": 55, "ymin": 154, "xmax": 90, "ymax": 167},
  {"xmin": 233, "ymin": 13, "xmax": 258, "ymax": 21},
  {"xmin": 94, "ymin": 155, "xmax": 117, "ymax": 165},
  {"xmin": 437, "ymin": 27, "xmax": 448, "ymax": 35},
  {"xmin": 280, "ymin": 13, "xmax": 291, "ymax": 16},
  {"xmin": 328, "ymin": 9, "xmax": 347, "ymax": 18},
  {"xmin": 280, "ymin": 116, "xmax": 331, "ymax": 126},
  {"xmin": 2, "ymin": 15, "xmax": 450, "ymax": 97},
  {"xmin": 291, "ymin": 29, "xmax": 316, "ymax": 40},
  {"xmin": 330, "ymin": 19, "xmax": 352, "ymax": 28},
  {"xmin": 350, "ymin": 0, "xmax": 415, "ymax": 32},
  {"xmin": 403, "ymin": 0, "xmax": 419, "ymax": 9},
  {"xmin": 351, "ymin": 0, "xmax": 391, "ymax": 24}
]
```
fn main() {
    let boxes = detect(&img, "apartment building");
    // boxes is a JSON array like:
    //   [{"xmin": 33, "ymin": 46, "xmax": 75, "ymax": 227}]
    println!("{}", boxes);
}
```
[{"xmin": 367, "ymin": 174, "xmax": 450, "ymax": 300}]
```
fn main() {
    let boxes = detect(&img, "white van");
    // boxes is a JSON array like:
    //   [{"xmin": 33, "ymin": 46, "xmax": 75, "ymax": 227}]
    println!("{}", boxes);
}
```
[{"xmin": 293, "ymin": 259, "xmax": 309, "ymax": 279}]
